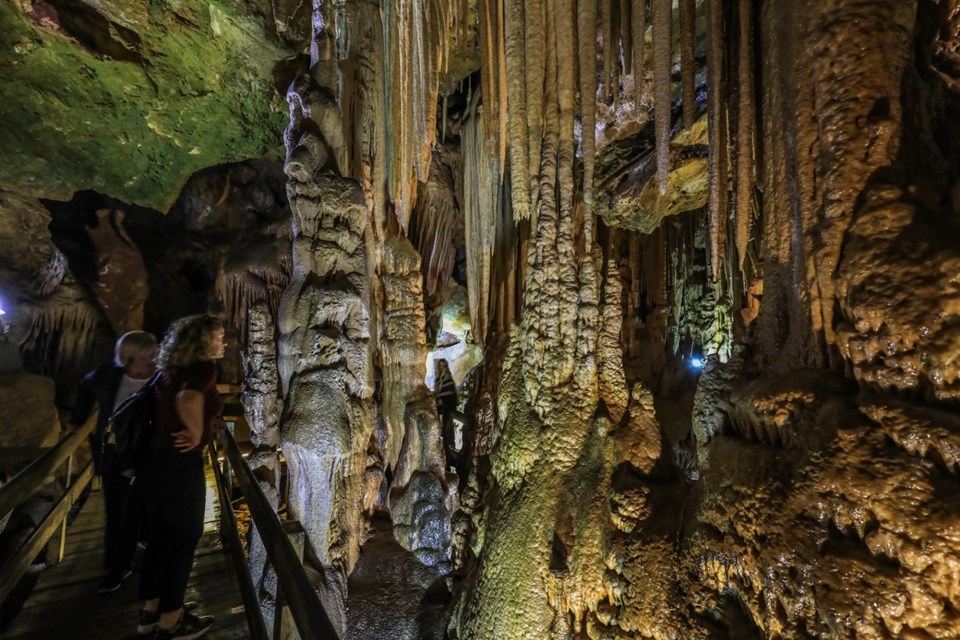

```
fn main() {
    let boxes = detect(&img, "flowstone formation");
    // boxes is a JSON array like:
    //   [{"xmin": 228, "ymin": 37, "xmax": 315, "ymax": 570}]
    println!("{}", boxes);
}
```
[{"xmin": 684, "ymin": 371, "xmax": 960, "ymax": 639}]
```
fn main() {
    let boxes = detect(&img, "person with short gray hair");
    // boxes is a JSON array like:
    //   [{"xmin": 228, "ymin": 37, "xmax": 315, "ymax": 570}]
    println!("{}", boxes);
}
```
[{"xmin": 68, "ymin": 330, "xmax": 158, "ymax": 595}]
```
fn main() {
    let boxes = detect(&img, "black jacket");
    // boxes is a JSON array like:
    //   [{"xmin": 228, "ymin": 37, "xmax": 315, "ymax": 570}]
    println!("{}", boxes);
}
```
[{"xmin": 69, "ymin": 362, "xmax": 124, "ymax": 473}]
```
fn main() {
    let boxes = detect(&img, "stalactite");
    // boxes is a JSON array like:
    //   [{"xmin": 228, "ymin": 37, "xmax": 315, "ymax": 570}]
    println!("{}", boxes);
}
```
[
  {"xmin": 383, "ymin": 3, "xmax": 407, "ymax": 229},
  {"xmin": 505, "ymin": 0, "xmax": 530, "ymax": 219},
  {"xmin": 456, "ymin": 0, "xmax": 469, "ymax": 50},
  {"xmin": 632, "ymin": 0, "xmax": 647, "ymax": 109},
  {"xmin": 414, "ymin": 0, "xmax": 445, "ymax": 183},
  {"xmin": 479, "ymin": 0, "xmax": 499, "ymax": 160},
  {"xmin": 598, "ymin": 258, "xmax": 628, "ymax": 423},
  {"xmin": 493, "ymin": 184, "xmax": 518, "ymax": 337},
  {"xmin": 522, "ymin": 0, "xmax": 562, "ymax": 397},
  {"xmin": 680, "ymin": 0, "xmax": 697, "ymax": 130},
  {"xmin": 706, "ymin": 0, "xmax": 728, "ymax": 281},
  {"xmin": 620, "ymin": 0, "xmax": 632, "ymax": 74},
  {"xmin": 557, "ymin": 0, "xmax": 577, "ymax": 203},
  {"xmin": 610, "ymin": 1, "xmax": 622, "ymax": 113},
  {"xmin": 382, "ymin": 0, "xmax": 447, "ymax": 231},
  {"xmin": 556, "ymin": 0, "xmax": 578, "ymax": 356},
  {"xmin": 414, "ymin": 148, "xmax": 459, "ymax": 297},
  {"xmin": 653, "ymin": 0, "xmax": 672, "ymax": 195},
  {"xmin": 20, "ymin": 289, "xmax": 111, "ymax": 379},
  {"xmin": 217, "ymin": 261, "xmax": 292, "ymax": 348},
  {"xmin": 600, "ymin": 0, "xmax": 614, "ymax": 104},
  {"xmin": 350, "ymin": 3, "xmax": 388, "ymax": 364},
  {"xmin": 496, "ymin": 0, "xmax": 508, "ymax": 175},
  {"xmin": 463, "ymin": 94, "xmax": 499, "ymax": 348},
  {"xmin": 524, "ymin": 0, "xmax": 545, "ymax": 219},
  {"xmin": 579, "ymin": 0, "xmax": 598, "ymax": 244},
  {"xmin": 735, "ymin": 0, "xmax": 754, "ymax": 273}
]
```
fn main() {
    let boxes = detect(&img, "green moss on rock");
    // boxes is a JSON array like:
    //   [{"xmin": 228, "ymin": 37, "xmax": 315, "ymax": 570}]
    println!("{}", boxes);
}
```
[{"xmin": 0, "ymin": 1, "xmax": 287, "ymax": 211}]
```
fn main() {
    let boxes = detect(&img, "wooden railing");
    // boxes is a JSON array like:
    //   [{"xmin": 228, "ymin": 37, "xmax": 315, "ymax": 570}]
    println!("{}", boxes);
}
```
[
  {"xmin": 0, "ymin": 413, "xmax": 96, "ymax": 604},
  {"xmin": 211, "ymin": 427, "xmax": 341, "ymax": 640}
]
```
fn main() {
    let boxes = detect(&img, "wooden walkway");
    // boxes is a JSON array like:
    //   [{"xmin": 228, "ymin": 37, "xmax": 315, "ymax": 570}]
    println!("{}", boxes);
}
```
[{"xmin": 1, "ymin": 464, "xmax": 251, "ymax": 640}]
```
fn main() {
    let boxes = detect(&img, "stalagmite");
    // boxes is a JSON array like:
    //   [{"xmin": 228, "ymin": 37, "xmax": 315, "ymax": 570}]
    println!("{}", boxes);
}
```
[
  {"xmin": 241, "ymin": 303, "xmax": 283, "ymax": 624},
  {"xmin": 653, "ymin": 0, "xmax": 672, "ymax": 195},
  {"xmin": 633, "ymin": 0, "xmax": 647, "ymax": 109},
  {"xmin": 505, "ymin": 0, "xmax": 530, "ymax": 219},
  {"xmin": 706, "ymin": 0, "xmax": 728, "ymax": 280},
  {"xmin": 380, "ymin": 236, "xmax": 430, "ymax": 471},
  {"xmin": 735, "ymin": 0, "xmax": 754, "ymax": 272},
  {"xmin": 680, "ymin": 0, "xmax": 696, "ymax": 130},
  {"xmin": 579, "ymin": 0, "xmax": 598, "ymax": 244}
]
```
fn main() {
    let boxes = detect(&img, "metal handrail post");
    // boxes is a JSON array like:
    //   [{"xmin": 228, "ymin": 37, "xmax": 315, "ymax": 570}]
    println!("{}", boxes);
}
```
[
  {"xmin": 274, "ymin": 521, "xmax": 305, "ymax": 640},
  {"xmin": 220, "ymin": 429, "xmax": 340, "ymax": 639},
  {"xmin": 208, "ymin": 434, "xmax": 270, "ymax": 640}
]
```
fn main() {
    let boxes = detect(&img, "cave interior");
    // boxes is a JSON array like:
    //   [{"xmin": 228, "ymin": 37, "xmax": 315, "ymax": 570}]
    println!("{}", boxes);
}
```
[{"xmin": 2, "ymin": 0, "xmax": 960, "ymax": 638}]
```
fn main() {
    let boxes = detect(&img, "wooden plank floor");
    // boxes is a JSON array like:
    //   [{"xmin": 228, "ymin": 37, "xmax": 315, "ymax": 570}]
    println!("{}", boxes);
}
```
[{"xmin": 1, "ymin": 464, "xmax": 252, "ymax": 640}]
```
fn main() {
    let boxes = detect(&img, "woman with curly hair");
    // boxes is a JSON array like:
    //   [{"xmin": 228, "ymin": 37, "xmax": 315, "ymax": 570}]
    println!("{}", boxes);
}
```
[{"xmin": 136, "ymin": 314, "xmax": 225, "ymax": 640}]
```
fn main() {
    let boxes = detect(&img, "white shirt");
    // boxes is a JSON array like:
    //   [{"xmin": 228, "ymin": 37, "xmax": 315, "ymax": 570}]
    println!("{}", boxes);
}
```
[{"xmin": 112, "ymin": 373, "xmax": 151, "ymax": 413}]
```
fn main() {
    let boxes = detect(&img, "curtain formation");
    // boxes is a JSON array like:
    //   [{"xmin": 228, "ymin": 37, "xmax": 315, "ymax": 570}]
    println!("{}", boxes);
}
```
[
  {"xmin": 467, "ymin": 0, "xmax": 756, "ymax": 354},
  {"xmin": 319, "ymin": 0, "xmax": 758, "ymax": 354}
]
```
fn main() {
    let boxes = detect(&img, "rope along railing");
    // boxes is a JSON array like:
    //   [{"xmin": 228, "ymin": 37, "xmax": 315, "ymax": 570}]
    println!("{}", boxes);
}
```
[
  {"xmin": 211, "ymin": 427, "xmax": 341, "ymax": 640},
  {"xmin": 0, "ymin": 412, "xmax": 97, "ymax": 604}
]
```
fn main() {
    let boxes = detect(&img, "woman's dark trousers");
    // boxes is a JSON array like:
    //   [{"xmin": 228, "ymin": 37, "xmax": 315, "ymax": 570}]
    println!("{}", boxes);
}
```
[{"xmin": 137, "ymin": 449, "xmax": 205, "ymax": 613}]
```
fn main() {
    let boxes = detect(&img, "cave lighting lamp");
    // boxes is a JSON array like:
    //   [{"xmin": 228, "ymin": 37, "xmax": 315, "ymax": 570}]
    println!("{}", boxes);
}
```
[{"xmin": 690, "ymin": 356, "xmax": 704, "ymax": 369}]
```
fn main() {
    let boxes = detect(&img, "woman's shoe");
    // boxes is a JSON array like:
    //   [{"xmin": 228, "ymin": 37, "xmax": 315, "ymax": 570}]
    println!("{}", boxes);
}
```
[
  {"xmin": 137, "ymin": 602, "xmax": 199, "ymax": 635},
  {"xmin": 153, "ymin": 610, "xmax": 214, "ymax": 640}
]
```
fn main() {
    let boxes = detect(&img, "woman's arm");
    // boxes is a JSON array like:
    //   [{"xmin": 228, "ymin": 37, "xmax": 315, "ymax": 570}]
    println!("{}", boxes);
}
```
[{"xmin": 173, "ymin": 389, "xmax": 205, "ymax": 452}]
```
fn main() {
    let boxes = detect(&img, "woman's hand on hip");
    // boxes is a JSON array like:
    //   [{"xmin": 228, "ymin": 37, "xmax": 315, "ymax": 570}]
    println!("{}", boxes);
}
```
[{"xmin": 172, "ymin": 428, "xmax": 201, "ymax": 452}]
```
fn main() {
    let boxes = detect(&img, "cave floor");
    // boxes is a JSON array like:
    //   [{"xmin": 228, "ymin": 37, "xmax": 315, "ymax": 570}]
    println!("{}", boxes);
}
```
[{"xmin": 346, "ymin": 510, "xmax": 451, "ymax": 640}]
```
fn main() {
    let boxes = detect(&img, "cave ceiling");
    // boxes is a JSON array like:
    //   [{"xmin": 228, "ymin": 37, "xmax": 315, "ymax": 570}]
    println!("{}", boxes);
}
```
[{"xmin": 0, "ymin": 0, "xmax": 291, "ymax": 211}]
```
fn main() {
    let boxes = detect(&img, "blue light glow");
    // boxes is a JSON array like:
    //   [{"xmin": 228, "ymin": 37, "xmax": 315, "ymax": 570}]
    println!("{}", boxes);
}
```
[{"xmin": 690, "ymin": 357, "xmax": 704, "ymax": 369}]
